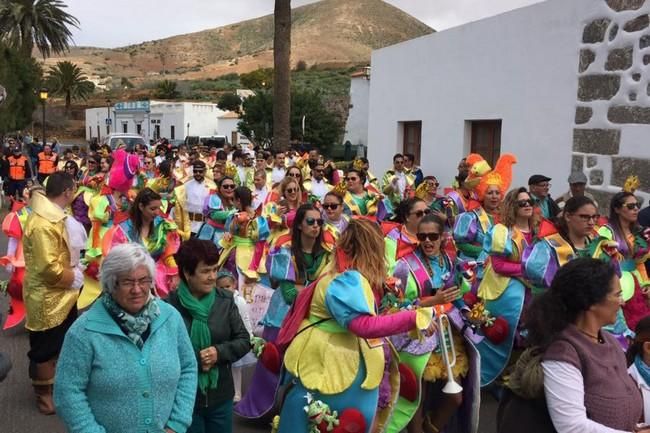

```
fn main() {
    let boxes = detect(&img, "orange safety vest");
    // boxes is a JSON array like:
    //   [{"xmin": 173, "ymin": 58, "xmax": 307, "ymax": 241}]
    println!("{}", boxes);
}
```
[
  {"xmin": 38, "ymin": 152, "xmax": 57, "ymax": 174},
  {"xmin": 8, "ymin": 155, "xmax": 27, "ymax": 180}
]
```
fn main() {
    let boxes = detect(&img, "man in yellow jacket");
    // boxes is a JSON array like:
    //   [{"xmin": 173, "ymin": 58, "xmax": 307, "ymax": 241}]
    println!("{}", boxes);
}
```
[{"xmin": 23, "ymin": 172, "xmax": 83, "ymax": 415}]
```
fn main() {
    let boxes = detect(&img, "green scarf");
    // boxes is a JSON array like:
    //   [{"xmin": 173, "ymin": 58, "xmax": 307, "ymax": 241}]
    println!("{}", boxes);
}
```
[{"xmin": 177, "ymin": 281, "xmax": 218, "ymax": 395}]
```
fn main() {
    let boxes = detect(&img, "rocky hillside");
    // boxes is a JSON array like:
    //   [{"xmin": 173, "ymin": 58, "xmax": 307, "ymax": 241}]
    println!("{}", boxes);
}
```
[{"xmin": 44, "ymin": 0, "xmax": 433, "ymax": 87}]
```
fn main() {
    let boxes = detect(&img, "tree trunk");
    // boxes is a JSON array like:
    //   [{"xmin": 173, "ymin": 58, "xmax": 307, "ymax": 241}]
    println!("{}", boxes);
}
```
[
  {"xmin": 273, "ymin": 0, "xmax": 291, "ymax": 152},
  {"xmin": 20, "ymin": 17, "xmax": 34, "ymax": 59},
  {"xmin": 65, "ymin": 92, "xmax": 71, "ymax": 118}
]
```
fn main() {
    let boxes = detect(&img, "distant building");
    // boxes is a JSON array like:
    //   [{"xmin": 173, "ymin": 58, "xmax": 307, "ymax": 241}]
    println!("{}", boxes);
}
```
[
  {"xmin": 361, "ymin": 0, "xmax": 650, "ymax": 209},
  {"xmin": 218, "ymin": 111, "xmax": 250, "ymax": 147},
  {"xmin": 85, "ymin": 100, "xmax": 226, "ymax": 144},
  {"xmin": 343, "ymin": 68, "xmax": 371, "ymax": 151}
]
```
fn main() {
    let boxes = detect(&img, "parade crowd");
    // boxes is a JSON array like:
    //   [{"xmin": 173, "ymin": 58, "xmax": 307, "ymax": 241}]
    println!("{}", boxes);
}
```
[{"xmin": 1, "ymin": 136, "xmax": 650, "ymax": 433}]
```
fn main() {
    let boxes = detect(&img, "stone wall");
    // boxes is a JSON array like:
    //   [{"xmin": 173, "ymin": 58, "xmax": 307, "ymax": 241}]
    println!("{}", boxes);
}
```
[{"xmin": 573, "ymin": 0, "xmax": 650, "ymax": 211}]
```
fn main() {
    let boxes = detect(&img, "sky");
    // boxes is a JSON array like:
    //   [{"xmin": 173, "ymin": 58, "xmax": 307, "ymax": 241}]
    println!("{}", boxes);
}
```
[{"xmin": 64, "ymin": 0, "xmax": 545, "ymax": 48}]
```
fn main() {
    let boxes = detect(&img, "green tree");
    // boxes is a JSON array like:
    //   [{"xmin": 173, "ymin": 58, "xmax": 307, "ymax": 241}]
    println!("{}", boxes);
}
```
[
  {"xmin": 240, "ymin": 68, "xmax": 273, "ymax": 90},
  {"xmin": 238, "ymin": 90, "xmax": 273, "ymax": 148},
  {"xmin": 217, "ymin": 92, "xmax": 241, "ymax": 113},
  {"xmin": 0, "ymin": 41, "xmax": 42, "ymax": 133},
  {"xmin": 155, "ymin": 79, "xmax": 179, "ymax": 99},
  {"xmin": 0, "ymin": 0, "xmax": 79, "ymax": 59},
  {"xmin": 273, "ymin": 0, "xmax": 291, "ymax": 152},
  {"xmin": 46, "ymin": 60, "xmax": 94, "ymax": 116}
]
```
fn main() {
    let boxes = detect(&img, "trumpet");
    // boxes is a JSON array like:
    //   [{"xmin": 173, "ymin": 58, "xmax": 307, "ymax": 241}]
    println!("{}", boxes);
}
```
[{"xmin": 435, "ymin": 304, "xmax": 463, "ymax": 394}]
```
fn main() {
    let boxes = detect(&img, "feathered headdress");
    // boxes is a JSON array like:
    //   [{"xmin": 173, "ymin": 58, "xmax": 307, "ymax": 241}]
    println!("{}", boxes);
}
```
[
  {"xmin": 623, "ymin": 175, "xmax": 640, "ymax": 193},
  {"xmin": 475, "ymin": 153, "xmax": 517, "ymax": 200},
  {"xmin": 332, "ymin": 180, "xmax": 347, "ymax": 196},
  {"xmin": 352, "ymin": 158, "xmax": 365, "ymax": 172},
  {"xmin": 464, "ymin": 153, "xmax": 492, "ymax": 190},
  {"xmin": 225, "ymin": 162, "xmax": 238, "ymax": 179},
  {"xmin": 107, "ymin": 148, "xmax": 140, "ymax": 194}
]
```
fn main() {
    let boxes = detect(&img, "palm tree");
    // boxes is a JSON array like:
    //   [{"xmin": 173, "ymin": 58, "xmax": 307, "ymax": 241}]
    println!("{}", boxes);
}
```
[
  {"xmin": 273, "ymin": 0, "xmax": 291, "ymax": 152},
  {"xmin": 46, "ymin": 60, "xmax": 94, "ymax": 116},
  {"xmin": 0, "ymin": 0, "xmax": 79, "ymax": 59},
  {"xmin": 155, "ymin": 79, "xmax": 179, "ymax": 99}
]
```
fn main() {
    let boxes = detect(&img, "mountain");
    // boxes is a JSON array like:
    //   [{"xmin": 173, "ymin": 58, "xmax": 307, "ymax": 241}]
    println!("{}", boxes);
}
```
[{"xmin": 43, "ymin": 0, "xmax": 434, "ymax": 85}]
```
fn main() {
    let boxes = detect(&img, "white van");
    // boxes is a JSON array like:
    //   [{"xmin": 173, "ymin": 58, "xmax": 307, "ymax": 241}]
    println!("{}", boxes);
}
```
[{"xmin": 103, "ymin": 133, "xmax": 147, "ymax": 151}]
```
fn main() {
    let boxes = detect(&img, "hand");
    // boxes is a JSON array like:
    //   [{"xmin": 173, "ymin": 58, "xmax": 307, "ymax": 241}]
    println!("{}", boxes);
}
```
[
  {"xmin": 429, "ymin": 286, "xmax": 461, "ymax": 306},
  {"xmin": 277, "ymin": 205, "xmax": 288, "ymax": 216},
  {"xmin": 433, "ymin": 210, "xmax": 447, "ymax": 222},
  {"xmin": 423, "ymin": 320, "xmax": 438, "ymax": 337},
  {"xmin": 165, "ymin": 429, "xmax": 176, "ymax": 433},
  {"xmin": 199, "ymin": 346, "xmax": 218, "ymax": 371},
  {"xmin": 222, "ymin": 232, "xmax": 233, "ymax": 243}
]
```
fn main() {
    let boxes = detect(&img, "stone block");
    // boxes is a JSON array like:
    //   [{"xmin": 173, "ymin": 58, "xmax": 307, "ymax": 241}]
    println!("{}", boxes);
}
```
[
  {"xmin": 579, "ymin": 49, "xmax": 596, "ymax": 72},
  {"xmin": 641, "ymin": 34, "xmax": 650, "ymax": 48},
  {"xmin": 612, "ymin": 157, "xmax": 650, "ymax": 192},
  {"xmin": 586, "ymin": 188, "xmax": 616, "ymax": 214},
  {"xmin": 608, "ymin": 105, "xmax": 650, "ymax": 123},
  {"xmin": 578, "ymin": 75, "xmax": 621, "ymax": 101},
  {"xmin": 610, "ymin": 24, "xmax": 620, "ymax": 41},
  {"xmin": 633, "ymin": 73, "xmax": 642, "ymax": 81},
  {"xmin": 624, "ymin": 14, "xmax": 650, "ymax": 32},
  {"xmin": 583, "ymin": 18, "xmax": 611, "ymax": 43},
  {"xmin": 575, "ymin": 106, "xmax": 593, "ymax": 124},
  {"xmin": 572, "ymin": 155, "xmax": 584, "ymax": 172},
  {"xmin": 573, "ymin": 128, "xmax": 621, "ymax": 154},
  {"xmin": 606, "ymin": 0, "xmax": 646, "ymax": 12},
  {"xmin": 587, "ymin": 155, "xmax": 598, "ymax": 168},
  {"xmin": 606, "ymin": 46, "xmax": 634, "ymax": 70},
  {"xmin": 590, "ymin": 169, "xmax": 604, "ymax": 185}
]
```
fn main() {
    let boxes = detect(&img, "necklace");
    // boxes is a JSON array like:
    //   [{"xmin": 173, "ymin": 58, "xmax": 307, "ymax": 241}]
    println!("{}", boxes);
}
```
[{"xmin": 578, "ymin": 328, "xmax": 604, "ymax": 344}]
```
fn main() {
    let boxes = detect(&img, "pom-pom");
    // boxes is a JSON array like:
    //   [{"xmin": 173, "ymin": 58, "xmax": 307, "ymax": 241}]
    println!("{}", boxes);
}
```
[
  {"xmin": 260, "ymin": 341, "xmax": 281, "ymax": 374},
  {"xmin": 398, "ymin": 363, "xmax": 418, "ymax": 402},
  {"xmin": 482, "ymin": 316, "xmax": 509, "ymax": 345},
  {"xmin": 463, "ymin": 292, "xmax": 479, "ymax": 307},
  {"xmin": 333, "ymin": 409, "xmax": 366, "ymax": 433}
]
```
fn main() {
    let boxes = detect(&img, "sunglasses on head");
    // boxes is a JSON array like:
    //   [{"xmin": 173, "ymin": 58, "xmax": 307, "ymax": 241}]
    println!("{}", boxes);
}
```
[
  {"xmin": 410, "ymin": 208, "xmax": 432, "ymax": 218},
  {"xmin": 305, "ymin": 217, "xmax": 324, "ymax": 226},
  {"xmin": 624, "ymin": 202, "xmax": 641, "ymax": 210},
  {"xmin": 417, "ymin": 232, "xmax": 441, "ymax": 242},
  {"xmin": 221, "ymin": 184, "xmax": 235, "ymax": 190},
  {"xmin": 322, "ymin": 203, "xmax": 340, "ymax": 210},
  {"xmin": 517, "ymin": 199, "xmax": 533, "ymax": 208}
]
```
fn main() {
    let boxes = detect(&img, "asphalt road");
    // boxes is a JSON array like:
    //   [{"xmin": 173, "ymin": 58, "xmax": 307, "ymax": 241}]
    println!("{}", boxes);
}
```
[{"xmin": 0, "ymin": 223, "xmax": 498, "ymax": 433}]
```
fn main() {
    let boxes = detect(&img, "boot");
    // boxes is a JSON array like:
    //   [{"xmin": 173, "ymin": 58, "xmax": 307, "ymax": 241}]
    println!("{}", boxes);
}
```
[{"xmin": 30, "ymin": 360, "xmax": 56, "ymax": 415}]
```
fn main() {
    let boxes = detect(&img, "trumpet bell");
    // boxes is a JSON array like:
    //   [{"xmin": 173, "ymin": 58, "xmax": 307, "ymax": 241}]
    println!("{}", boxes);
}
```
[{"xmin": 442, "ymin": 379, "xmax": 463, "ymax": 395}]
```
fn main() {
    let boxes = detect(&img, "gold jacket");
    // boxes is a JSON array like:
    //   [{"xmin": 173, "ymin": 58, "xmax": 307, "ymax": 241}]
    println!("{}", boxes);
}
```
[{"xmin": 23, "ymin": 192, "xmax": 77, "ymax": 331}]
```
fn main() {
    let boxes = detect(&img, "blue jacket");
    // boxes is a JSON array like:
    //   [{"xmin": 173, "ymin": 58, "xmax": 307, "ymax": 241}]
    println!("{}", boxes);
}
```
[{"xmin": 54, "ymin": 299, "xmax": 198, "ymax": 433}]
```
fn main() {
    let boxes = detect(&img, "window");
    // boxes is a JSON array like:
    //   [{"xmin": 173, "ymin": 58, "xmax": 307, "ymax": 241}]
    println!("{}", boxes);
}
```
[
  {"xmin": 89, "ymin": 126, "xmax": 92, "ymax": 138},
  {"xmin": 402, "ymin": 121, "xmax": 422, "ymax": 165},
  {"xmin": 170, "ymin": 125, "xmax": 175, "ymax": 140},
  {"xmin": 154, "ymin": 125, "xmax": 161, "ymax": 140},
  {"xmin": 470, "ymin": 120, "xmax": 502, "ymax": 167},
  {"xmin": 122, "ymin": 122, "xmax": 128, "ymax": 133},
  {"xmin": 97, "ymin": 125, "xmax": 101, "ymax": 139},
  {"xmin": 136, "ymin": 123, "xmax": 142, "ymax": 135}
]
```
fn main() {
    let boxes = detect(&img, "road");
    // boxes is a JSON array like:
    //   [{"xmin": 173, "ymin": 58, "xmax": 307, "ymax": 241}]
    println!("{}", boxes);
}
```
[{"xmin": 0, "ymin": 227, "xmax": 498, "ymax": 433}]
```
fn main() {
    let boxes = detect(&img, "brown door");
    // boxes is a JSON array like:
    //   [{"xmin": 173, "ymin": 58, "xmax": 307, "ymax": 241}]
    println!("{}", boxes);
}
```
[
  {"xmin": 471, "ymin": 120, "xmax": 501, "ymax": 167},
  {"xmin": 403, "ymin": 121, "xmax": 422, "ymax": 165}
]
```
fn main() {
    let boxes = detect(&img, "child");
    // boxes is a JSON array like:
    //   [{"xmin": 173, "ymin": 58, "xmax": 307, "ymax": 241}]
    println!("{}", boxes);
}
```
[
  {"xmin": 627, "ymin": 315, "xmax": 650, "ymax": 426},
  {"xmin": 215, "ymin": 270, "xmax": 256, "ymax": 402}
]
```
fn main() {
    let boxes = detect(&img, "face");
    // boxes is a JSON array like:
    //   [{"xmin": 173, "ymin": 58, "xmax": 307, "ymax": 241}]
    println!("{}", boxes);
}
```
[
  {"xmin": 484, "ymin": 185, "xmax": 502, "ymax": 212},
  {"xmin": 515, "ymin": 192, "xmax": 534, "ymax": 219},
  {"xmin": 113, "ymin": 265, "xmax": 153, "ymax": 314},
  {"xmin": 65, "ymin": 164, "xmax": 77, "ymax": 176},
  {"xmin": 100, "ymin": 158, "xmax": 111, "ymax": 173},
  {"xmin": 312, "ymin": 165, "xmax": 325, "ymax": 181},
  {"xmin": 220, "ymin": 179, "xmax": 236, "ymax": 198},
  {"xmin": 591, "ymin": 276, "xmax": 623, "ymax": 326},
  {"xmin": 406, "ymin": 201, "xmax": 430, "ymax": 230},
  {"xmin": 87, "ymin": 159, "xmax": 98, "ymax": 172},
  {"xmin": 530, "ymin": 181, "xmax": 550, "ymax": 198},
  {"xmin": 345, "ymin": 172, "xmax": 363, "ymax": 193},
  {"xmin": 393, "ymin": 156, "xmax": 404, "ymax": 171},
  {"xmin": 616, "ymin": 196, "xmax": 641, "ymax": 224},
  {"xmin": 216, "ymin": 277, "xmax": 235, "ymax": 293},
  {"xmin": 256, "ymin": 158, "xmax": 266, "ymax": 170},
  {"xmin": 275, "ymin": 153, "xmax": 285, "ymax": 167},
  {"xmin": 417, "ymin": 221, "xmax": 442, "ymax": 258},
  {"xmin": 565, "ymin": 203, "xmax": 598, "ymax": 238},
  {"xmin": 144, "ymin": 158, "xmax": 154, "ymax": 170},
  {"xmin": 184, "ymin": 261, "xmax": 218, "ymax": 297},
  {"xmin": 403, "ymin": 156, "xmax": 413, "ymax": 169},
  {"xmin": 287, "ymin": 168, "xmax": 301, "ymax": 181},
  {"xmin": 424, "ymin": 178, "xmax": 439, "ymax": 196},
  {"xmin": 245, "ymin": 156, "xmax": 254, "ymax": 167},
  {"xmin": 308, "ymin": 150, "xmax": 319, "ymax": 162},
  {"xmin": 323, "ymin": 195, "xmax": 343, "ymax": 221},
  {"xmin": 283, "ymin": 181, "xmax": 299, "ymax": 202},
  {"xmin": 139, "ymin": 199, "xmax": 161, "ymax": 221},
  {"xmin": 299, "ymin": 209, "xmax": 323, "ymax": 239},
  {"xmin": 44, "ymin": 145, "xmax": 52, "ymax": 154},
  {"xmin": 570, "ymin": 182, "xmax": 586, "ymax": 197},
  {"xmin": 193, "ymin": 165, "xmax": 205, "ymax": 182},
  {"xmin": 254, "ymin": 174, "xmax": 266, "ymax": 189},
  {"xmin": 457, "ymin": 159, "xmax": 469, "ymax": 175}
]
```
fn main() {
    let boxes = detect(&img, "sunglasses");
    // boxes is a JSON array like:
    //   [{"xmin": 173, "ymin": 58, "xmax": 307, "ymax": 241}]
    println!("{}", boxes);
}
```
[
  {"xmin": 417, "ymin": 232, "xmax": 441, "ymax": 242},
  {"xmin": 285, "ymin": 187, "xmax": 298, "ymax": 194},
  {"xmin": 194, "ymin": 169, "xmax": 205, "ymax": 174},
  {"xmin": 427, "ymin": 182, "xmax": 440, "ymax": 188},
  {"xmin": 345, "ymin": 177, "xmax": 359, "ymax": 182},
  {"xmin": 144, "ymin": 161, "xmax": 153, "ymax": 165},
  {"xmin": 624, "ymin": 202, "xmax": 641, "ymax": 210},
  {"xmin": 517, "ymin": 199, "xmax": 534, "ymax": 208},
  {"xmin": 410, "ymin": 208, "xmax": 432, "ymax": 218},
  {"xmin": 288, "ymin": 172, "xmax": 301, "ymax": 178},
  {"xmin": 305, "ymin": 217, "xmax": 324, "ymax": 226},
  {"xmin": 221, "ymin": 184, "xmax": 236, "ymax": 190},
  {"xmin": 322, "ymin": 203, "xmax": 340, "ymax": 210},
  {"xmin": 574, "ymin": 213, "xmax": 600, "ymax": 222}
]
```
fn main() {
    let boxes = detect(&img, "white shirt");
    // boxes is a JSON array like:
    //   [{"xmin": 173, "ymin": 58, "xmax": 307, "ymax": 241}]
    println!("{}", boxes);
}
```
[
  {"xmin": 309, "ymin": 178, "xmax": 329, "ymax": 201},
  {"xmin": 271, "ymin": 167, "xmax": 285, "ymax": 185},
  {"xmin": 64, "ymin": 215, "xmax": 88, "ymax": 267},
  {"xmin": 185, "ymin": 179, "xmax": 210, "ymax": 233},
  {"xmin": 628, "ymin": 363, "xmax": 650, "ymax": 425},
  {"xmin": 395, "ymin": 171, "xmax": 407, "ymax": 198},
  {"xmin": 542, "ymin": 360, "xmax": 631, "ymax": 433},
  {"xmin": 237, "ymin": 166, "xmax": 246, "ymax": 185},
  {"xmin": 252, "ymin": 186, "xmax": 268, "ymax": 210}
]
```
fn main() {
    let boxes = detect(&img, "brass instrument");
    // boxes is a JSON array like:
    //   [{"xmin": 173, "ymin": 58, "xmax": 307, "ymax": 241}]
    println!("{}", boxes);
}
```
[{"xmin": 435, "ymin": 304, "xmax": 463, "ymax": 394}]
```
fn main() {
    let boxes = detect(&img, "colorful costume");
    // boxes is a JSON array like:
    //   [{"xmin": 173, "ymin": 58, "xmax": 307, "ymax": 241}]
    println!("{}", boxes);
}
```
[
  {"xmin": 102, "ymin": 217, "xmax": 180, "ymax": 297},
  {"xmin": 171, "ymin": 178, "xmax": 216, "ymax": 241},
  {"xmin": 475, "ymin": 224, "xmax": 532, "ymax": 386},
  {"xmin": 146, "ymin": 175, "xmax": 177, "ymax": 216},
  {"xmin": 0, "ymin": 204, "xmax": 31, "ymax": 329},
  {"xmin": 384, "ymin": 224, "xmax": 418, "ymax": 276},
  {"xmin": 389, "ymin": 249, "xmax": 480, "ymax": 433},
  {"xmin": 218, "ymin": 211, "xmax": 270, "ymax": 283},
  {"xmin": 343, "ymin": 191, "xmax": 386, "ymax": 221},
  {"xmin": 196, "ymin": 193, "xmax": 236, "ymax": 247}
]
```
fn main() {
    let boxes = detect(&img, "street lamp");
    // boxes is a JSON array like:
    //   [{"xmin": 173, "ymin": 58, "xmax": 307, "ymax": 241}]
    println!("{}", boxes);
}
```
[
  {"xmin": 106, "ymin": 98, "xmax": 112, "ymax": 135},
  {"xmin": 39, "ymin": 88, "xmax": 48, "ymax": 146},
  {"xmin": 187, "ymin": 122, "xmax": 190, "ymax": 139}
]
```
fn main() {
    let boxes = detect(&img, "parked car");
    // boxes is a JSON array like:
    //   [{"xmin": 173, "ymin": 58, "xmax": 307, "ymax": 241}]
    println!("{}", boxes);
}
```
[
  {"xmin": 184, "ymin": 135, "xmax": 229, "ymax": 148},
  {"xmin": 103, "ymin": 133, "xmax": 147, "ymax": 152}
]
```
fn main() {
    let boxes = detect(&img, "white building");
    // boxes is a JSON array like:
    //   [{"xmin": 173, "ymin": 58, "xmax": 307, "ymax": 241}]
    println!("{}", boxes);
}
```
[
  {"xmin": 343, "ymin": 68, "xmax": 371, "ymax": 149},
  {"xmin": 85, "ymin": 100, "xmax": 226, "ymax": 144},
  {"xmin": 365, "ymin": 0, "xmax": 650, "ymax": 207},
  {"xmin": 218, "ymin": 111, "xmax": 250, "ymax": 147}
]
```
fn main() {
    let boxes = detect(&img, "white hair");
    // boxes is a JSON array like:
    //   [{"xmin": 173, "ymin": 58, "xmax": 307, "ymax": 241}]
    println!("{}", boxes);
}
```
[{"xmin": 100, "ymin": 243, "xmax": 156, "ymax": 295}]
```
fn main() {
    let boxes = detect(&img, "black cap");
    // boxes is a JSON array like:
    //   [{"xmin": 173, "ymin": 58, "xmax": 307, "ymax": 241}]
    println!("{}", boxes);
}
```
[{"xmin": 528, "ymin": 174, "xmax": 551, "ymax": 185}]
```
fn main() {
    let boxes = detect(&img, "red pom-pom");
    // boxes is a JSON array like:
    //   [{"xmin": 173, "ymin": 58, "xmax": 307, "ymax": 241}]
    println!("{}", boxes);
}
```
[
  {"xmin": 332, "ymin": 409, "xmax": 366, "ymax": 433},
  {"xmin": 85, "ymin": 262, "xmax": 100, "ymax": 281},
  {"xmin": 6, "ymin": 278, "xmax": 23, "ymax": 299},
  {"xmin": 463, "ymin": 292, "xmax": 479, "ymax": 307},
  {"xmin": 260, "ymin": 342, "xmax": 281, "ymax": 374},
  {"xmin": 398, "ymin": 362, "xmax": 418, "ymax": 402},
  {"xmin": 482, "ymin": 316, "xmax": 509, "ymax": 345}
]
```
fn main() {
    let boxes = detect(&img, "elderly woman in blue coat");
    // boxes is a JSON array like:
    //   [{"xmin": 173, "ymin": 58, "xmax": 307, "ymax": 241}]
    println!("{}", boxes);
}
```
[{"xmin": 54, "ymin": 243, "xmax": 198, "ymax": 433}]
